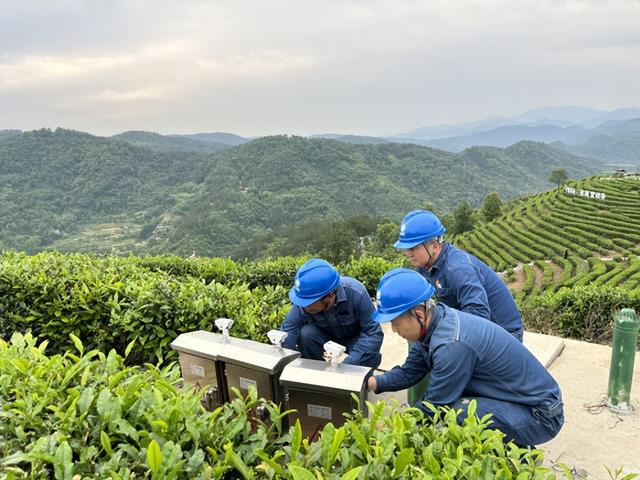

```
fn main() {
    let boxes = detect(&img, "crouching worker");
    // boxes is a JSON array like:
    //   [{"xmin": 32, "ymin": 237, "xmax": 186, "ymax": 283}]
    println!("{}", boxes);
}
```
[
  {"xmin": 395, "ymin": 209, "xmax": 524, "ymax": 341},
  {"xmin": 368, "ymin": 268, "xmax": 563, "ymax": 447},
  {"xmin": 281, "ymin": 258, "xmax": 383, "ymax": 369}
]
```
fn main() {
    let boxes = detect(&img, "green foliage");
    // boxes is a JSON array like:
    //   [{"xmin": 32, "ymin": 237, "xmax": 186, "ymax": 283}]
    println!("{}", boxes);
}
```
[
  {"xmin": 240, "ymin": 216, "xmax": 382, "ymax": 263},
  {"xmin": 0, "ymin": 332, "xmax": 287, "ymax": 479},
  {"xmin": 0, "ymin": 128, "xmax": 212, "ymax": 254},
  {"xmin": 112, "ymin": 131, "xmax": 231, "ymax": 154},
  {"xmin": 0, "ymin": 252, "xmax": 401, "ymax": 362},
  {"xmin": 0, "ymin": 130, "xmax": 605, "ymax": 258},
  {"xmin": 455, "ymin": 176, "xmax": 640, "ymax": 307},
  {"xmin": 450, "ymin": 201, "xmax": 475, "ymax": 235},
  {"xmin": 549, "ymin": 168, "xmax": 569, "ymax": 189},
  {"xmin": 150, "ymin": 136, "xmax": 602, "ymax": 258},
  {"xmin": 522, "ymin": 286, "xmax": 640, "ymax": 345},
  {"xmin": 0, "ymin": 332, "xmax": 560, "ymax": 479},
  {"xmin": 0, "ymin": 251, "xmax": 291, "ymax": 364},
  {"xmin": 482, "ymin": 192, "xmax": 503, "ymax": 221},
  {"xmin": 368, "ymin": 221, "xmax": 403, "ymax": 261}
]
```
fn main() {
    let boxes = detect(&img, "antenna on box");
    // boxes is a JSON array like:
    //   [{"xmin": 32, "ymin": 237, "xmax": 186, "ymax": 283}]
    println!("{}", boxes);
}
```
[
  {"xmin": 323, "ymin": 341, "xmax": 346, "ymax": 364},
  {"xmin": 215, "ymin": 318, "xmax": 234, "ymax": 341},
  {"xmin": 267, "ymin": 329, "xmax": 288, "ymax": 348}
]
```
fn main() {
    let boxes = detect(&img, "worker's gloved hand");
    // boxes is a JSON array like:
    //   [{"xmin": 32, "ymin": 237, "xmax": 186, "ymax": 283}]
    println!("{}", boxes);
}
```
[{"xmin": 367, "ymin": 376, "xmax": 377, "ymax": 392}]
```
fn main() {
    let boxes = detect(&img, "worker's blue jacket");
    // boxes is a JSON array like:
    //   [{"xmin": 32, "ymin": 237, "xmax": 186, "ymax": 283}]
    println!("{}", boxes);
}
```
[
  {"xmin": 418, "ymin": 242, "xmax": 523, "ymax": 340},
  {"xmin": 281, "ymin": 276, "xmax": 383, "ymax": 365},
  {"xmin": 375, "ymin": 304, "xmax": 562, "ymax": 415}
]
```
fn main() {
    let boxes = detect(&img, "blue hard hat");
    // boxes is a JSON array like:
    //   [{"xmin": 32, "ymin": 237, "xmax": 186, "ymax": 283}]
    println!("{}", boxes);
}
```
[
  {"xmin": 289, "ymin": 258, "xmax": 341, "ymax": 308},
  {"xmin": 394, "ymin": 210, "xmax": 446, "ymax": 249},
  {"xmin": 373, "ymin": 268, "xmax": 435, "ymax": 323}
]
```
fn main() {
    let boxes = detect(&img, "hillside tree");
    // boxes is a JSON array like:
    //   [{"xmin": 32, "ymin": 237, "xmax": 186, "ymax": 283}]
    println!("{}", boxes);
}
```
[
  {"xmin": 549, "ymin": 169, "xmax": 568, "ymax": 189},
  {"xmin": 482, "ymin": 192, "xmax": 502, "ymax": 221},
  {"xmin": 451, "ymin": 201, "xmax": 474, "ymax": 234}
]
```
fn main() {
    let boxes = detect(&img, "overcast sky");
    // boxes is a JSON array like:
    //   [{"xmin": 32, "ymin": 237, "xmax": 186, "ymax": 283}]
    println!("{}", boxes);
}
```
[{"xmin": 1, "ymin": 0, "xmax": 639, "ymax": 137}]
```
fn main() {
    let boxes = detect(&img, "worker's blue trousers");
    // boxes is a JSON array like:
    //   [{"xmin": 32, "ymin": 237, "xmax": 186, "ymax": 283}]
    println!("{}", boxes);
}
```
[
  {"xmin": 298, "ymin": 323, "xmax": 381, "ymax": 369},
  {"xmin": 449, "ymin": 396, "xmax": 564, "ymax": 447}
]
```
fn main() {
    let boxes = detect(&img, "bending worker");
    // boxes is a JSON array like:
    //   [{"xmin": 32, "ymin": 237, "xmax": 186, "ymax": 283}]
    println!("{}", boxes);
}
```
[
  {"xmin": 395, "ymin": 209, "xmax": 523, "ymax": 341},
  {"xmin": 368, "ymin": 268, "xmax": 563, "ymax": 447},
  {"xmin": 281, "ymin": 258, "xmax": 383, "ymax": 368}
]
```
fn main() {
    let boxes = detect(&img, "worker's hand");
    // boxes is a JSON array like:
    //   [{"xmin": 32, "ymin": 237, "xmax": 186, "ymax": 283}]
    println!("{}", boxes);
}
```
[{"xmin": 367, "ymin": 376, "xmax": 377, "ymax": 392}]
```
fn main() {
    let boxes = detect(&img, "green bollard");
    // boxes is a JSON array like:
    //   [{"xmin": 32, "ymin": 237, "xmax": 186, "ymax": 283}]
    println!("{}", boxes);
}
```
[
  {"xmin": 607, "ymin": 308, "xmax": 640, "ymax": 410},
  {"xmin": 407, "ymin": 340, "xmax": 429, "ymax": 405}
]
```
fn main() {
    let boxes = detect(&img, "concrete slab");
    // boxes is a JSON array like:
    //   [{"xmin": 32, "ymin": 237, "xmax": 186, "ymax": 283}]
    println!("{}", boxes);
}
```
[
  {"xmin": 523, "ymin": 331, "xmax": 566, "ymax": 368},
  {"xmin": 541, "ymin": 338, "xmax": 640, "ymax": 478},
  {"xmin": 371, "ymin": 326, "xmax": 640, "ymax": 478}
]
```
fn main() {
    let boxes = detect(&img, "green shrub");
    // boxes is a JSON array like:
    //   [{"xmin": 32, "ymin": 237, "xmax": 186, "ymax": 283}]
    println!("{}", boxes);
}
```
[
  {"xmin": 1, "ymin": 333, "xmax": 558, "ymax": 479},
  {"xmin": 0, "ymin": 252, "xmax": 290, "ymax": 364},
  {"xmin": 0, "ymin": 332, "xmax": 288, "ymax": 479},
  {"xmin": 522, "ymin": 286, "xmax": 640, "ymax": 345}
]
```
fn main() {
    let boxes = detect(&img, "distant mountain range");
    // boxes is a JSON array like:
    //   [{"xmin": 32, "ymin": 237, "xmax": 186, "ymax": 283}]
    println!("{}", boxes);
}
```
[
  {"xmin": 0, "ymin": 129, "xmax": 252, "ymax": 155},
  {"xmin": 307, "ymin": 106, "xmax": 640, "ymax": 164},
  {"xmin": 0, "ymin": 128, "xmax": 605, "ymax": 257},
  {"xmin": 396, "ymin": 106, "xmax": 640, "ymax": 140}
]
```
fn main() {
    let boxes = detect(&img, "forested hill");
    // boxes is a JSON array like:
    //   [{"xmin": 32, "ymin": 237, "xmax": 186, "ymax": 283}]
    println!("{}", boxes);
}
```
[
  {"xmin": 0, "ymin": 128, "xmax": 213, "ymax": 252},
  {"xmin": 0, "ymin": 128, "xmax": 603, "ymax": 256},
  {"xmin": 153, "ymin": 135, "xmax": 604, "ymax": 257}
]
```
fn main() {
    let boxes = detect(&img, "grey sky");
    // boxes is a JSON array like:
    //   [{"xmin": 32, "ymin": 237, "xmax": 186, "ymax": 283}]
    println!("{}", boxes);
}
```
[{"xmin": 1, "ymin": 0, "xmax": 639, "ymax": 136}]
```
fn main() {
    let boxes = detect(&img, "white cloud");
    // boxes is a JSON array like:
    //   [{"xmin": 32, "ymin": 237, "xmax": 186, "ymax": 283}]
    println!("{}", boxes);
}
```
[
  {"xmin": 0, "ymin": 54, "xmax": 134, "ymax": 89},
  {"xmin": 1, "ymin": 0, "xmax": 639, "ymax": 135},
  {"xmin": 88, "ymin": 87, "xmax": 169, "ymax": 103}
]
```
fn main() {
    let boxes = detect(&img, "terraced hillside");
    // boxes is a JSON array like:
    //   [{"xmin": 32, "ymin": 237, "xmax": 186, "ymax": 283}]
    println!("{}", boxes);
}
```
[{"xmin": 452, "ymin": 175, "xmax": 640, "ymax": 302}]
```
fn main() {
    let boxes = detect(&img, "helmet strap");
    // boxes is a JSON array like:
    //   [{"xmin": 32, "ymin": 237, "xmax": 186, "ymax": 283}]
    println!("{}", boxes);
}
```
[
  {"xmin": 415, "ymin": 301, "xmax": 435, "ymax": 339},
  {"xmin": 422, "ymin": 242, "xmax": 434, "ymax": 269}
]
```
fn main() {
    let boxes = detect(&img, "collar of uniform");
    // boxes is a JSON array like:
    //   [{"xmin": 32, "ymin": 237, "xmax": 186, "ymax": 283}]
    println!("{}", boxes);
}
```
[
  {"xmin": 335, "ymin": 280, "xmax": 347, "ymax": 303},
  {"xmin": 430, "ymin": 241, "xmax": 450, "ymax": 273},
  {"xmin": 421, "ymin": 303, "xmax": 444, "ymax": 345}
]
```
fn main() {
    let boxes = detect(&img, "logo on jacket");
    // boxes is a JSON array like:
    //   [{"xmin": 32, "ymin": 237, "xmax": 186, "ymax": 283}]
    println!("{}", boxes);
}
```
[{"xmin": 435, "ymin": 280, "xmax": 442, "ymax": 289}]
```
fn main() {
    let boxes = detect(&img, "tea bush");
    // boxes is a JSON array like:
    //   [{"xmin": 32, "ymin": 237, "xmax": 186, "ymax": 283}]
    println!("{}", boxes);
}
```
[
  {"xmin": 0, "ymin": 252, "xmax": 402, "ymax": 364},
  {"xmin": 1, "ymin": 333, "xmax": 560, "ymax": 479},
  {"xmin": 522, "ymin": 286, "xmax": 640, "ymax": 345},
  {"xmin": 0, "ymin": 252, "xmax": 291, "ymax": 364},
  {"xmin": 1, "ymin": 250, "xmax": 637, "ymax": 359}
]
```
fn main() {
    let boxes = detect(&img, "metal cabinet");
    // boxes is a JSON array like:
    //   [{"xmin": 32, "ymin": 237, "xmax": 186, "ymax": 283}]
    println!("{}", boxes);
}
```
[
  {"xmin": 280, "ymin": 357, "xmax": 371, "ymax": 439},
  {"xmin": 170, "ymin": 324, "xmax": 299, "ymax": 410},
  {"xmin": 215, "ymin": 335, "xmax": 300, "ymax": 404}
]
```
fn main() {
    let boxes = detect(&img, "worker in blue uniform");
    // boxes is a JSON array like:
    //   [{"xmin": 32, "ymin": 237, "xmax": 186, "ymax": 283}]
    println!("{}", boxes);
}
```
[
  {"xmin": 281, "ymin": 258, "xmax": 383, "ymax": 368},
  {"xmin": 368, "ymin": 268, "xmax": 563, "ymax": 447},
  {"xmin": 395, "ymin": 209, "xmax": 523, "ymax": 341}
]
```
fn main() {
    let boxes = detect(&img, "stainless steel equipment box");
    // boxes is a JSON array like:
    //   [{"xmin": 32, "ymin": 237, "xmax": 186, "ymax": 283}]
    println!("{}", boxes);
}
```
[
  {"xmin": 170, "ymin": 324, "xmax": 300, "ymax": 410},
  {"xmin": 216, "ymin": 335, "xmax": 300, "ymax": 404},
  {"xmin": 170, "ymin": 329, "xmax": 228, "ymax": 409},
  {"xmin": 279, "ymin": 356, "xmax": 371, "ymax": 439}
]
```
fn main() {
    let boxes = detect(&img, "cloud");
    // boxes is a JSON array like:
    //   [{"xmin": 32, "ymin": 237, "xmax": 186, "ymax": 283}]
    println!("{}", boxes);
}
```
[
  {"xmin": 1, "ymin": 0, "xmax": 639, "ymax": 135},
  {"xmin": 0, "ymin": 54, "xmax": 134, "ymax": 89},
  {"xmin": 88, "ymin": 87, "xmax": 168, "ymax": 103}
]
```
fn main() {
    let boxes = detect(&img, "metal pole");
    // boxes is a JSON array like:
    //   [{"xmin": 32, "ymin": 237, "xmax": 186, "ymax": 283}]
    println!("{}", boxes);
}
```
[{"xmin": 607, "ymin": 308, "xmax": 639, "ymax": 411}]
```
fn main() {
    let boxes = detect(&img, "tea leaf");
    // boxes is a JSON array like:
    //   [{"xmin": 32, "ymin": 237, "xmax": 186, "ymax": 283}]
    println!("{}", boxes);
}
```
[
  {"xmin": 147, "ymin": 440, "xmax": 162, "ymax": 474},
  {"xmin": 54, "ymin": 441, "xmax": 73, "ymax": 480},
  {"xmin": 290, "ymin": 419, "xmax": 302, "ymax": 460},
  {"xmin": 393, "ymin": 448, "xmax": 414, "ymax": 477},
  {"xmin": 288, "ymin": 465, "xmax": 317, "ymax": 480},
  {"xmin": 341, "ymin": 466, "xmax": 363, "ymax": 480},
  {"xmin": 69, "ymin": 334, "xmax": 84, "ymax": 356},
  {"xmin": 100, "ymin": 431, "xmax": 113, "ymax": 457}
]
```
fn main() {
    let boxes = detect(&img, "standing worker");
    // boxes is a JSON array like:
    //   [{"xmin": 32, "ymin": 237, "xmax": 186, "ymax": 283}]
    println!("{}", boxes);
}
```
[
  {"xmin": 395, "ymin": 209, "xmax": 523, "ymax": 341},
  {"xmin": 280, "ymin": 258, "xmax": 383, "ymax": 368},
  {"xmin": 368, "ymin": 268, "xmax": 563, "ymax": 447}
]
